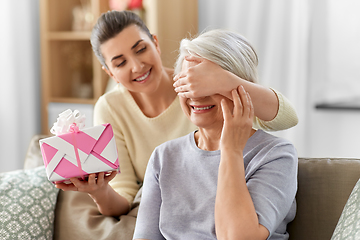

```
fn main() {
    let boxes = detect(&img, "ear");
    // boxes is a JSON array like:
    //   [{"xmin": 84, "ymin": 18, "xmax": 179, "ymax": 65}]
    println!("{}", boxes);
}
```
[
  {"xmin": 152, "ymin": 34, "xmax": 161, "ymax": 55},
  {"xmin": 102, "ymin": 66, "xmax": 119, "ymax": 83},
  {"xmin": 102, "ymin": 66, "xmax": 113, "ymax": 77}
]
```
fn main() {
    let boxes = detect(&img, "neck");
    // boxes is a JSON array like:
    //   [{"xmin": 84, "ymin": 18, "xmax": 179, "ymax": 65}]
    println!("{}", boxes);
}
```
[
  {"xmin": 195, "ymin": 128, "xmax": 222, "ymax": 151},
  {"xmin": 194, "ymin": 128, "xmax": 257, "ymax": 151}
]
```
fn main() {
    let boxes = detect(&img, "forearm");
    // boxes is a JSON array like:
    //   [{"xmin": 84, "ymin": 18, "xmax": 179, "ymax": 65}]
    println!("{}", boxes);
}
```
[
  {"xmin": 215, "ymin": 150, "xmax": 268, "ymax": 240},
  {"xmin": 220, "ymin": 71, "xmax": 278, "ymax": 121},
  {"xmin": 253, "ymin": 89, "xmax": 299, "ymax": 131},
  {"xmin": 174, "ymin": 58, "xmax": 279, "ymax": 121},
  {"xmin": 90, "ymin": 184, "xmax": 130, "ymax": 216}
]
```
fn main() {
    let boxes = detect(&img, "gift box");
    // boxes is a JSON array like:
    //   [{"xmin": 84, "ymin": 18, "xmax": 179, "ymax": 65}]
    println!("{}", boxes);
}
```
[{"xmin": 39, "ymin": 109, "xmax": 119, "ymax": 183}]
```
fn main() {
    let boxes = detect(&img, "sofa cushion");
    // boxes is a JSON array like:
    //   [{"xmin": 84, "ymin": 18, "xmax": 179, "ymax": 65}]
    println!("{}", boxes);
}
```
[
  {"xmin": 331, "ymin": 178, "xmax": 360, "ymax": 239},
  {"xmin": 0, "ymin": 166, "xmax": 59, "ymax": 240},
  {"xmin": 288, "ymin": 158, "xmax": 360, "ymax": 240},
  {"xmin": 53, "ymin": 190, "xmax": 139, "ymax": 240},
  {"xmin": 24, "ymin": 135, "xmax": 49, "ymax": 169}
]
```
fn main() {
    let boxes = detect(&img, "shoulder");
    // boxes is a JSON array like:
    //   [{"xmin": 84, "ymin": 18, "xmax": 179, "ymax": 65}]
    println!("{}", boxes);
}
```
[
  {"xmin": 154, "ymin": 133, "xmax": 192, "ymax": 154},
  {"xmin": 147, "ymin": 133, "xmax": 191, "ymax": 173},
  {"xmin": 94, "ymin": 84, "xmax": 136, "ymax": 123},
  {"xmin": 95, "ymin": 84, "xmax": 129, "ymax": 109},
  {"xmin": 250, "ymin": 130, "xmax": 294, "ymax": 148},
  {"xmin": 150, "ymin": 133, "xmax": 193, "ymax": 162},
  {"xmin": 246, "ymin": 130, "xmax": 297, "ymax": 162}
]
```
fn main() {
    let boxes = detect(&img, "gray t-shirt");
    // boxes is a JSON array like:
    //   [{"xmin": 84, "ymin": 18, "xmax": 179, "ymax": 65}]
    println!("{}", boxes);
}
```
[{"xmin": 133, "ymin": 130, "xmax": 298, "ymax": 240}]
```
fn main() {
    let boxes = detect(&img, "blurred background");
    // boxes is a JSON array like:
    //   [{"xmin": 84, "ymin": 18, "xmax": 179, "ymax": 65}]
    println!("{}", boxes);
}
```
[{"xmin": 1, "ymin": 0, "xmax": 360, "ymax": 173}]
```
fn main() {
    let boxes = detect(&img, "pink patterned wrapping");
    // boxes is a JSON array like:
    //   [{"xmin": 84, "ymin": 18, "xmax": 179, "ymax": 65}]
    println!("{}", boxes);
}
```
[{"xmin": 39, "ymin": 123, "xmax": 119, "ymax": 183}]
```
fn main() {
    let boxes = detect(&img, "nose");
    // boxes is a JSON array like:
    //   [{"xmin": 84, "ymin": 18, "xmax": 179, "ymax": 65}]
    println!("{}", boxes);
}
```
[{"xmin": 130, "ymin": 57, "xmax": 144, "ymax": 73}]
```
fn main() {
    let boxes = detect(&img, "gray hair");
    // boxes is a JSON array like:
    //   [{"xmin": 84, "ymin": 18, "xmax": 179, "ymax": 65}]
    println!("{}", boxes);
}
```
[{"xmin": 174, "ymin": 29, "xmax": 258, "ymax": 83}]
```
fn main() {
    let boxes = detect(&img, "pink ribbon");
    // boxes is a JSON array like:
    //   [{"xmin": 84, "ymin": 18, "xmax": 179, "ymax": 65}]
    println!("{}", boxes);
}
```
[
  {"xmin": 70, "ymin": 123, "xmax": 85, "ymax": 180},
  {"xmin": 69, "ymin": 123, "xmax": 80, "ymax": 133}
]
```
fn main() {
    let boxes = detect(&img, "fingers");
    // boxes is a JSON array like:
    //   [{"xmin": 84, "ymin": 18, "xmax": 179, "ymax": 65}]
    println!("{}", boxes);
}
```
[
  {"xmin": 173, "ymin": 72, "xmax": 183, "ymax": 84},
  {"xmin": 96, "ymin": 171, "xmax": 116, "ymax": 185},
  {"xmin": 237, "ymin": 85, "xmax": 247, "ymax": 116},
  {"xmin": 173, "ymin": 56, "xmax": 202, "ymax": 84},
  {"xmin": 107, "ymin": 171, "xmax": 118, "ymax": 181},
  {"xmin": 173, "ymin": 76, "xmax": 193, "ymax": 97},
  {"xmin": 173, "ymin": 73, "xmax": 188, "ymax": 88},
  {"xmin": 228, "ymin": 85, "xmax": 254, "ymax": 121},
  {"xmin": 55, "ymin": 182, "xmax": 78, "ymax": 191},
  {"xmin": 236, "ymin": 85, "xmax": 254, "ymax": 117},
  {"xmin": 176, "ymin": 91, "xmax": 195, "ymax": 99},
  {"xmin": 232, "ymin": 87, "xmax": 243, "ymax": 116},
  {"xmin": 55, "ymin": 171, "xmax": 115, "ymax": 193},
  {"xmin": 247, "ymin": 92, "xmax": 254, "ymax": 119},
  {"xmin": 220, "ymin": 99, "xmax": 231, "ymax": 122},
  {"xmin": 88, "ymin": 173, "xmax": 97, "ymax": 185},
  {"xmin": 177, "ymin": 92, "xmax": 188, "ymax": 98},
  {"xmin": 184, "ymin": 55, "xmax": 203, "ymax": 63},
  {"xmin": 174, "ymin": 85, "xmax": 186, "ymax": 94},
  {"xmin": 68, "ymin": 176, "xmax": 87, "ymax": 191},
  {"xmin": 221, "ymin": 86, "xmax": 245, "ymax": 120}
]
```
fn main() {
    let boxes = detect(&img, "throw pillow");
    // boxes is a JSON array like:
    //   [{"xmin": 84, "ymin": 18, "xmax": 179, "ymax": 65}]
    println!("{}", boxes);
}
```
[
  {"xmin": 331, "ymin": 178, "xmax": 360, "ymax": 240},
  {"xmin": 0, "ymin": 166, "xmax": 59, "ymax": 240}
]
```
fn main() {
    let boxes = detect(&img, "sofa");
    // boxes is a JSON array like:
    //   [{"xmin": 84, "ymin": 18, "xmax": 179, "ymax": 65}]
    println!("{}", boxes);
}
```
[
  {"xmin": 287, "ymin": 158, "xmax": 360, "ymax": 240},
  {"xmin": 1, "ymin": 134, "xmax": 360, "ymax": 240}
]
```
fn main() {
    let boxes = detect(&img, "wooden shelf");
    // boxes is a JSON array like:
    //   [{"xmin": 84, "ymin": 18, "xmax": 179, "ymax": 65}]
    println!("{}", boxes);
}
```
[
  {"xmin": 49, "ymin": 97, "xmax": 96, "ymax": 105},
  {"xmin": 40, "ymin": 0, "xmax": 110, "ymax": 133},
  {"xmin": 47, "ymin": 31, "xmax": 92, "ymax": 40}
]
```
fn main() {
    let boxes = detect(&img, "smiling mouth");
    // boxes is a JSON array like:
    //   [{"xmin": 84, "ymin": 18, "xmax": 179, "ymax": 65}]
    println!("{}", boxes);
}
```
[
  {"xmin": 191, "ymin": 105, "xmax": 215, "ymax": 111},
  {"xmin": 134, "ymin": 70, "xmax": 150, "ymax": 82}
]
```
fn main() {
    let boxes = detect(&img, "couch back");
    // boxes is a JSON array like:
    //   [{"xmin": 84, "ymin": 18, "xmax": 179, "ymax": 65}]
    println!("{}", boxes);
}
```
[
  {"xmin": 288, "ymin": 158, "xmax": 360, "ymax": 240},
  {"xmin": 25, "ymin": 136, "xmax": 360, "ymax": 239}
]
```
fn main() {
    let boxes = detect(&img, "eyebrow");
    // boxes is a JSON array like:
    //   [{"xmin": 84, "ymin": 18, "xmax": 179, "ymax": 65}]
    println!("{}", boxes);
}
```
[
  {"xmin": 131, "ymin": 39, "xmax": 144, "ymax": 50},
  {"xmin": 110, "ymin": 39, "xmax": 144, "ymax": 62}
]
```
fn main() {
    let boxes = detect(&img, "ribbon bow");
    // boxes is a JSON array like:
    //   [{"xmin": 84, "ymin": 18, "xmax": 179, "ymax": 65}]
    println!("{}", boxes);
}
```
[
  {"xmin": 69, "ymin": 123, "xmax": 80, "ymax": 133},
  {"xmin": 50, "ymin": 109, "xmax": 86, "ymax": 135},
  {"xmin": 50, "ymin": 109, "xmax": 86, "ymax": 180}
]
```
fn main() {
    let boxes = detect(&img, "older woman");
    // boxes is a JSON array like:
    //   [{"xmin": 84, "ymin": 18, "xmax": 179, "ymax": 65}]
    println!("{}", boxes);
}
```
[{"xmin": 133, "ymin": 29, "xmax": 298, "ymax": 240}]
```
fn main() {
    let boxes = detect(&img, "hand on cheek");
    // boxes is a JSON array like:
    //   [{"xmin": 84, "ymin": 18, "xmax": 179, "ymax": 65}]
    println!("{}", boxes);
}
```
[{"xmin": 220, "ymin": 85, "xmax": 254, "ymax": 152}]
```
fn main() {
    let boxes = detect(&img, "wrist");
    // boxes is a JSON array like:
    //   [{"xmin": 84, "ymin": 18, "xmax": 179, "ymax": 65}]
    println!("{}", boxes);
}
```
[
  {"xmin": 221, "ymin": 148, "xmax": 243, "ymax": 159},
  {"xmin": 221, "ymin": 70, "xmax": 244, "ymax": 98},
  {"xmin": 88, "ymin": 184, "xmax": 110, "ymax": 204}
]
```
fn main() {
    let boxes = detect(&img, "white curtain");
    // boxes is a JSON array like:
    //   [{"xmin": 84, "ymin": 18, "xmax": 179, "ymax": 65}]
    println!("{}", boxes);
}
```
[
  {"xmin": 0, "ymin": 0, "xmax": 41, "ymax": 172},
  {"xmin": 198, "ymin": 0, "xmax": 310, "ymax": 157}
]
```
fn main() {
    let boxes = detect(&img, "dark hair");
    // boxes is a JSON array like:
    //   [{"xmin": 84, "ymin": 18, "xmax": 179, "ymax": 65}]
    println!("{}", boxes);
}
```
[{"xmin": 90, "ymin": 10, "xmax": 153, "ymax": 69}]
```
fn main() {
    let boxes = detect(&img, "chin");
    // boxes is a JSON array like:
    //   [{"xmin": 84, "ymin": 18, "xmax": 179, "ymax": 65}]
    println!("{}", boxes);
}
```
[{"xmin": 191, "ymin": 120, "xmax": 211, "ymax": 129}]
